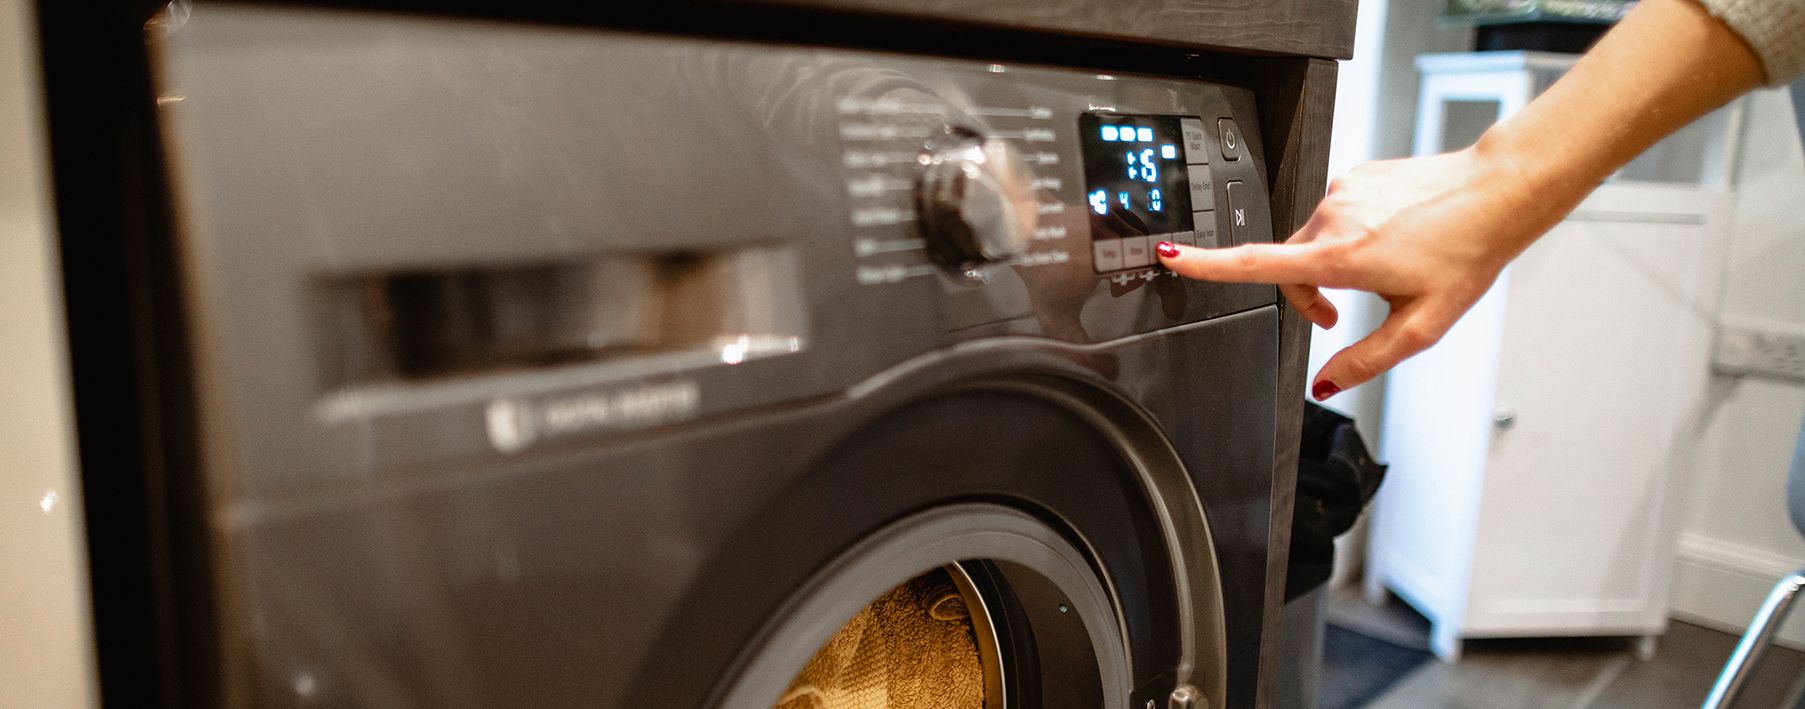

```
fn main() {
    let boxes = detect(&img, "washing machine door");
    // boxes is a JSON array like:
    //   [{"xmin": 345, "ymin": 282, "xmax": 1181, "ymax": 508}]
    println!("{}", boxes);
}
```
[{"xmin": 627, "ymin": 379, "xmax": 1230, "ymax": 709}]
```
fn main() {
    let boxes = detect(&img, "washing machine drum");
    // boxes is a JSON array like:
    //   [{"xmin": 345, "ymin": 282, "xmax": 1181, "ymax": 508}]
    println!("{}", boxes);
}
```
[
  {"xmin": 640, "ymin": 386, "xmax": 1229, "ymax": 709},
  {"xmin": 774, "ymin": 567, "xmax": 987, "ymax": 708}
]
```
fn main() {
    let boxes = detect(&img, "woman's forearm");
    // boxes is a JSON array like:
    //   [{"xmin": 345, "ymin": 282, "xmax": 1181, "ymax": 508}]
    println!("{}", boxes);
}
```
[{"xmin": 1475, "ymin": 0, "xmax": 1764, "ymax": 254}]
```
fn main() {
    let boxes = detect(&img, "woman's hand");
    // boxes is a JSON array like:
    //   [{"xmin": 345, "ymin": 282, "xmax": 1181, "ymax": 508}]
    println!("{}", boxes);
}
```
[
  {"xmin": 1157, "ymin": 143, "xmax": 1564, "ymax": 400},
  {"xmin": 1155, "ymin": 0, "xmax": 1764, "ymax": 402}
]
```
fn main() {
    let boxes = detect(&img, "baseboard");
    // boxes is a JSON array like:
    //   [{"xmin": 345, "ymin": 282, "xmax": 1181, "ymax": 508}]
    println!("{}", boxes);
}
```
[{"xmin": 1671, "ymin": 532, "xmax": 1805, "ymax": 651}]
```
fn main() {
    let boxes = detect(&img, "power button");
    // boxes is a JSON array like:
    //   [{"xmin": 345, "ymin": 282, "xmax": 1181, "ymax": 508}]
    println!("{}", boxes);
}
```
[{"xmin": 1218, "ymin": 118, "xmax": 1242, "ymax": 162}]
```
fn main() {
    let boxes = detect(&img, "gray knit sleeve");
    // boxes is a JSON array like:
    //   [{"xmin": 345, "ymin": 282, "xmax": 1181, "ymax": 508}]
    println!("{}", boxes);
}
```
[{"xmin": 1697, "ymin": 0, "xmax": 1805, "ymax": 84}]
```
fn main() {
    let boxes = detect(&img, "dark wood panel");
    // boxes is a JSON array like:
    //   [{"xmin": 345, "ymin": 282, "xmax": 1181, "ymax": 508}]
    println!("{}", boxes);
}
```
[
  {"xmin": 1257, "ymin": 56, "xmax": 1337, "ymax": 708},
  {"xmin": 730, "ymin": 0, "xmax": 1358, "ymax": 59}
]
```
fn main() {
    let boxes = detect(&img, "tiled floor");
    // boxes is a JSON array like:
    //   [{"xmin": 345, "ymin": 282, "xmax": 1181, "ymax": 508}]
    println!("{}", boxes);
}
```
[{"xmin": 1327, "ymin": 586, "xmax": 1805, "ymax": 708}]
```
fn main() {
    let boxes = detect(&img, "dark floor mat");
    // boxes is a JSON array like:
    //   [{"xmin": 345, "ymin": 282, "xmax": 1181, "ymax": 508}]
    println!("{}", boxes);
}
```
[{"xmin": 1318, "ymin": 623, "xmax": 1433, "ymax": 709}]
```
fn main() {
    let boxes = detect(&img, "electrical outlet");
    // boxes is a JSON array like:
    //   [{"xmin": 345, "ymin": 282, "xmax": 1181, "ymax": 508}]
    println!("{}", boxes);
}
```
[{"xmin": 1713, "ymin": 319, "xmax": 1805, "ymax": 382}]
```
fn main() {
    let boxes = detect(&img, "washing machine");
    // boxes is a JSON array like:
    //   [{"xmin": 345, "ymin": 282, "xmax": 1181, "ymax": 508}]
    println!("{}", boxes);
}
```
[{"xmin": 29, "ymin": 1, "xmax": 1338, "ymax": 707}]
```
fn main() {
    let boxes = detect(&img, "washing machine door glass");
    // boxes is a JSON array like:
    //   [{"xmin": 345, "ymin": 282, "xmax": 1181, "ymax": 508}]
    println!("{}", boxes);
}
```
[
  {"xmin": 774, "ymin": 565, "xmax": 995, "ymax": 708},
  {"xmin": 718, "ymin": 503, "xmax": 1130, "ymax": 709}
]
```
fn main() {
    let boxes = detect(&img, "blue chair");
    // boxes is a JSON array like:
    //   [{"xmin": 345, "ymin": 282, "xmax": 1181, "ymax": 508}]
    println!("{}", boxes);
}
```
[{"xmin": 1703, "ymin": 413, "xmax": 1805, "ymax": 708}]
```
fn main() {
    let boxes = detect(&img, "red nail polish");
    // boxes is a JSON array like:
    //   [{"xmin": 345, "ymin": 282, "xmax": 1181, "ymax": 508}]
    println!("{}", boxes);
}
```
[
  {"xmin": 1312, "ymin": 380, "xmax": 1341, "ymax": 401},
  {"xmin": 1156, "ymin": 241, "xmax": 1181, "ymax": 258}
]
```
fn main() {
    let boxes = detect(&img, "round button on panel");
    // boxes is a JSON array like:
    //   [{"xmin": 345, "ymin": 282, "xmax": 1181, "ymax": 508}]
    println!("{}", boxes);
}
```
[
  {"xmin": 1217, "ymin": 118, "xmax": 1242, "ymax": 161},
  {"xmin": 914, "ymin": 128, "xmax": 1038, "ymax": 272}
]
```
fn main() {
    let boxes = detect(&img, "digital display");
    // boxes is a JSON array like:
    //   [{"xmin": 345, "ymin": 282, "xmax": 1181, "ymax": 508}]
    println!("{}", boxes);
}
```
[{"xmin": 1077, "ymin": 114, "xmax": 1194, "ymax": 240}]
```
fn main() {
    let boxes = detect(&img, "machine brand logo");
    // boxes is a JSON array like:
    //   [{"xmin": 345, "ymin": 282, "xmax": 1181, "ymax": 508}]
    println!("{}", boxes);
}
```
[{"xmin": 486, "ymin": 381, "xmax": 702, "ymax": 454}]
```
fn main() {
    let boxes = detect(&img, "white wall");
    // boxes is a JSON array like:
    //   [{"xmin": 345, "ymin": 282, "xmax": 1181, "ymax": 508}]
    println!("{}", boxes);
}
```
[
  {"xmin": 1668, "ymin": 87, "xmax": 1805, "ymax": 647},
  {"xmin": 0, "ymin": 0, "xmax": 100, "ymax": 705},
  {"xmin": 1320, "ymin": 0, "xmax": 1472, "ymax": 587}
]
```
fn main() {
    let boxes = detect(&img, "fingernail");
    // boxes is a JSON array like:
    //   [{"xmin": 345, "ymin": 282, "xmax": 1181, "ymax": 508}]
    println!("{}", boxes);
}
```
[
  {"xmin": 1312, "ymin": 380, "xmax": 1341, "ymax": 401},
  {"xmin": 1156, "ymin": 241, "xmax": 1181, "ymax": 258}
]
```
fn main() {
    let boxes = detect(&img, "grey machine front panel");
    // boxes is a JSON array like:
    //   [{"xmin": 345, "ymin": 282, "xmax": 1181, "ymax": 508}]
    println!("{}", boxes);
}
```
[
  {"xmin": 150, "ymin": 4, "xmax": 1284, "ymax": 707},
  {"xmin": 154, "ymin": 5, "xmax": 1277, "ymax": 489}
]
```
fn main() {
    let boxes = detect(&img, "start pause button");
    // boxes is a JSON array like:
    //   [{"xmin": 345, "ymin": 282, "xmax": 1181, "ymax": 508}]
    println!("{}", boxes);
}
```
[{"xmin": 1225, "ymin": 180, "xmax": 1246, "ymax": 242}]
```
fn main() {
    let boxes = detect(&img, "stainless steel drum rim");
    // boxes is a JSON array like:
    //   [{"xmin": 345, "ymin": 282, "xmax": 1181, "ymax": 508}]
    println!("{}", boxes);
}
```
[
  {"xmin": 715, "ymin": 503, "xmax": 1130, "ymax": 708},
  {"xmin": 945, "ymin": 561, "xmax": 1007, "ymax": 708}
]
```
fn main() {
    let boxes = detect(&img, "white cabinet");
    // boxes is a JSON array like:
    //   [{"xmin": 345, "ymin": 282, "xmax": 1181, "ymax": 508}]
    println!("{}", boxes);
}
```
[{"xmin": 1363, "ymin": 52, "xmax": 1738, "ymax": 661}]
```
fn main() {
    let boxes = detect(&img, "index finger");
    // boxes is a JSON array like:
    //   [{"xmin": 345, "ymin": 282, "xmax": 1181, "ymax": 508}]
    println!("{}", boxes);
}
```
[{"xmin": 1155, "ymin": 241, "xmax": 1330, "ymax": 286}]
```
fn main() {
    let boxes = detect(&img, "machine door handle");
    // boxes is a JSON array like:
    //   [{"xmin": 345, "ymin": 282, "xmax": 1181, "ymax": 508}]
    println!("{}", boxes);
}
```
[{"xmin": 1493, "ymin": 406, "xmax": 1518, "ymax": 429}]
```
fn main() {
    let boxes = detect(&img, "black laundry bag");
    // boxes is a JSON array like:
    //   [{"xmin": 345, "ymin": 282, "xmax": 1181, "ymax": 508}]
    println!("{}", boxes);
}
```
[{"xmin": 1286, "ymin": 402, "xmax": 1387, "ymax": 602}]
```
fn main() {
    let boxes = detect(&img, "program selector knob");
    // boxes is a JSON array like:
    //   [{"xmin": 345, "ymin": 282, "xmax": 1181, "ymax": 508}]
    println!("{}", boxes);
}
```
[{"xmin": 914, "ymin": 128, "xmax": 1038, "ymax": 271}]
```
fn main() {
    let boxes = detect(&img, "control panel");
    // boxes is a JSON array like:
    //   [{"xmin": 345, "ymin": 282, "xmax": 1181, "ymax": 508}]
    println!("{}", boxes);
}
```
[
  {"xmin": 825, "ymin": 56, "xmax": 1276, "ymax": 342},
  {"xmin": 1078, "ymin": 114, "xmax": 1236, "ymax": 271},
  {"xmin": 153, "ymin": 9, "xmax": 1279, "ymax": 474}
]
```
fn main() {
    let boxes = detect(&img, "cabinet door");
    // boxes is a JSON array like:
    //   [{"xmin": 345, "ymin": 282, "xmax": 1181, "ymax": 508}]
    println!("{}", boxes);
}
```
[{"xmin": 1464, "ymin": 184, "xmax": 1727, "ymax": 634}]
